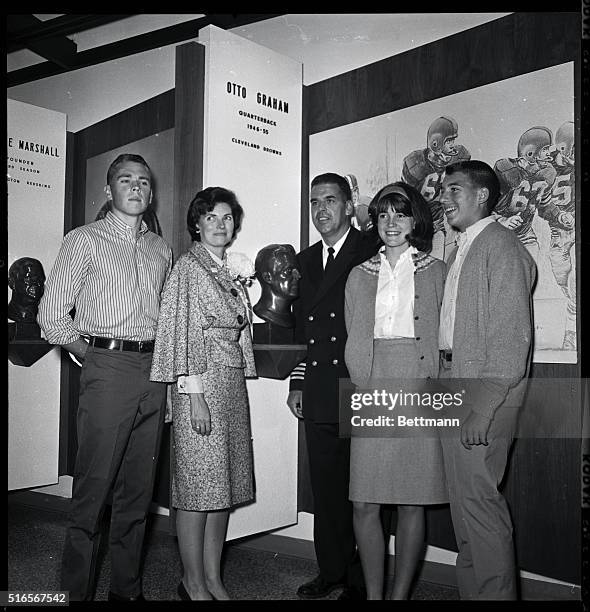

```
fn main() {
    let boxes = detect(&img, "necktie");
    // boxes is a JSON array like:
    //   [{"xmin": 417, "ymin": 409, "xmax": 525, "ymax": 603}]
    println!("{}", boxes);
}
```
[{"xmin": 324, "ymin": 246, "xmax": 335, "ymax": 277}]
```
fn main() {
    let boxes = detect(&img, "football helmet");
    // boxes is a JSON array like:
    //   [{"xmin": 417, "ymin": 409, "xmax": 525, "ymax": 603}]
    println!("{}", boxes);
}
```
[
  {"xmin": 344, "ymin": 173, "xmax": 359, "ymax": 198},
  {"xmin": 427, "ymin": 116, "xmax": 459, "ymax": 164},
  {"xmin": 344, "ymin": 173, "xmax": 360, "ymax": 206},
  {"xmin": 517, "ymin": 126, "xmax": 552, "ymax": 170},
  {"xmin": 555, "ymin": 121, "xmax": 574, "ymax": 166}
]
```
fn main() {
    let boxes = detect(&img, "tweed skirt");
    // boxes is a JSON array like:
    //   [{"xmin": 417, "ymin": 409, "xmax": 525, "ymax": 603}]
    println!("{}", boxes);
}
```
[
  {"xmin": 349, "ymin": 338, "xmax": 448, "ymax": 505},
  {"xmin": 170, "ymin": 364, "xmax": 254, "ymax": 511}
]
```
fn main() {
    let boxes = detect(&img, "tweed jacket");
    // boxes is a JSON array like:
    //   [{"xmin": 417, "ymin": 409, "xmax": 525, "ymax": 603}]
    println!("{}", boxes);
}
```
[
  {"xmin": 150, "ymin": 242, "xmax": 256, "ymax": 387},
  {"xmin": 449, "ymin": 221, "xmax": 536, "ymax": 419},
  {"xmin": 290, "ymin": 227, "xmax": 378, "ymax": 422},
  {"xmin": 344, "ymin": 251, "xmax": 446, "ymax": 386}
]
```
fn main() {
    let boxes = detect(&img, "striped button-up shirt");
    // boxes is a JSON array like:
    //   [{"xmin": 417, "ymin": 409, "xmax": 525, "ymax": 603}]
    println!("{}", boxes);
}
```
[{"xmin": 38, "ymin": 211, "xmax": 172, "ymax": 344}]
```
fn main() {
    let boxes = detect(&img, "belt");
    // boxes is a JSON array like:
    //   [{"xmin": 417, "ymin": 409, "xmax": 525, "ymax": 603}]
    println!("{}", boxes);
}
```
[
  {"xmin": 89, "ymin": 336, "xmax": 154, "ymax": 353},
  {"xmin": 440, "ymin": 349, "xmax": 453, "ymax": 362}
]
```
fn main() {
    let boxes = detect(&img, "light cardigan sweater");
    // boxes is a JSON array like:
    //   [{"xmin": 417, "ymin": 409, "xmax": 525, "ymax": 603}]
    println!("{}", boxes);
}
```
[
  {"xmin": 344, "ymin": 250, "xmax": 446, "ymax": 386},
  {"xmin": 447, "ymin": 221, "xmax": 536, "ymax": 419}
]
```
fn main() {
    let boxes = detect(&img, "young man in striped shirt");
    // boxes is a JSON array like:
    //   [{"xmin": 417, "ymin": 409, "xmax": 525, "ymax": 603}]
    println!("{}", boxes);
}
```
[{"xmin": 38, "ymin": 153, "xmax": 172, "ymax": 602}]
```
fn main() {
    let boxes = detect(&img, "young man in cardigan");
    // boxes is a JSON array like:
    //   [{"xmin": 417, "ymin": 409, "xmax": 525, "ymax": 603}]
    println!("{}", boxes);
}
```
[{"xmin": 438, "ymin": 160, "xmax": 536, "ymax": 599}]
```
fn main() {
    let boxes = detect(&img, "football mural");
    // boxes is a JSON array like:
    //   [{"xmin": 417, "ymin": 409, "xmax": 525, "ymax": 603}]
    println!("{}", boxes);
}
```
[{"xmin": 310, "ymin": 63, "xmax": 575, "ymax": 362}]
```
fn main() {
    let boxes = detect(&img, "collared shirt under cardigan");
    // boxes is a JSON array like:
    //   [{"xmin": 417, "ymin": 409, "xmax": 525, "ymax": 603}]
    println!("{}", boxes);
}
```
[
  {"xmin": 344, "ymin": 250, "xmax": 446, "ymax": 387},
  {"xmin": 374, "ymin": 246, "xmax": 417, "ymax": 339},
  {"xmin": 438, "ymin": 216, "xmax": 496, "ymax": 351},
  {"xmin": 38, "ymin": 211, "xmax": 172, "ymax": 344}
]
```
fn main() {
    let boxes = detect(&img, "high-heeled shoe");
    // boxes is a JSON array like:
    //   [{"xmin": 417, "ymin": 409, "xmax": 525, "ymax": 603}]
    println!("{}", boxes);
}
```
[
  {"xmin": 177, "ymin": 581, "xmax": 191, "ymax": 601},
  {"xmin": 178, "ymin": 581, "xmax": 218, "ymax": 601}
]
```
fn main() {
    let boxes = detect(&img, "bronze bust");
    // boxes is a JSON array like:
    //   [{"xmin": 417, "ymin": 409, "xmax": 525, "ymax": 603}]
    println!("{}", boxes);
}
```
[
  {"xmin": 8, "ymin": 257, "xmax": 46, "ymax": 324},
  {"xmin": 8, "ymin": 257, "xmax": 46, "ymax": 343},
  {"xmin": 253, "ymin": 244, "xmax": 301, "ymax": 328}
]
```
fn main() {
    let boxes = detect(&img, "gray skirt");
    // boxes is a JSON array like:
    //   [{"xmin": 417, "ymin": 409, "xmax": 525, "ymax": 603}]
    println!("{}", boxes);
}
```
[
  {"xmin": 349, "ymin": 338, "xmax": 448, "ymax": 505},
  {"xmin": 171, "ymin": 364, "xmax": 254, "ymax": 511}
]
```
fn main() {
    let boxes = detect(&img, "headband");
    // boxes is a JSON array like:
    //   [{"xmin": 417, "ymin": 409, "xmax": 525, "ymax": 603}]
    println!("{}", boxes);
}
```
[{"xmin": 378, "ymin": 184, "xmax": 409, "ymax": 200}]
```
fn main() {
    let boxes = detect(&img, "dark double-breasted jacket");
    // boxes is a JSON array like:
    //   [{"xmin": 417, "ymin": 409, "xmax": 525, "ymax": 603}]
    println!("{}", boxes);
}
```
[{"xmin": 290, "ymin": 227, "xmax": 378, "ymax": 422}]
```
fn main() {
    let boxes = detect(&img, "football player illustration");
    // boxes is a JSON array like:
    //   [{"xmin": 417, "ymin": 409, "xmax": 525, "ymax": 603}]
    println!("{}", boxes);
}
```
[
  {"xmin": 537, "ymin": 120, "xmax": 576, "ymax": 350},
  {"xmin": 345, "ymin": 173, "xmax": 373, "ymax": 232},
  {"xmin": 401, "ymin": 116, "xmax": 470, "ymax": 260},
  {"xmin": 492, "ymin": 126, "xmax": 560, "ymax": 261}
]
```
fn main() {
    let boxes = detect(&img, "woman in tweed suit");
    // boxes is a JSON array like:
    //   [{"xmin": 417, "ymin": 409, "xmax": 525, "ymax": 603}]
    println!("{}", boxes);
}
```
[
  {"xmin": 150, "ymin": 187, "xmax": 256, "ymax": 601},
  {"xmin": 344, "ymin": 183, "xmax": 447, "ymax": 599}
]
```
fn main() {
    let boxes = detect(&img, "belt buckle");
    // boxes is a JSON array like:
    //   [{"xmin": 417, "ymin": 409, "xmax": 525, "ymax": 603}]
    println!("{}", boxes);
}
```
[{"xmin": 138, "ymin": 341, "xmax": 145, "ymax": 352}]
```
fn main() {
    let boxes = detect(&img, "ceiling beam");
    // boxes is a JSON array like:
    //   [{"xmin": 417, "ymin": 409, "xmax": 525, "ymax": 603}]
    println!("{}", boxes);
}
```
[
  {"xmin": 7, "ymin": 14, "xmax": 136, "ymax": 52},
  {"xmin": 7, "ymin": 14, "xmax": 286, "ymax": 88},
  {"xmin": 26, "ymin": 35, "xmax": 78, "ymax": 69},
  {"xmin": 7, "ymin": 14, "xmax": 78, "ymax": 68}
]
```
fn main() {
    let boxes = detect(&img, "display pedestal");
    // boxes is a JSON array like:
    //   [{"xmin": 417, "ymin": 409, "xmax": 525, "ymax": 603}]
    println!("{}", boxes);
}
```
[
  {"xmin": 252, "ymin": 344, "xmax": 307, "ymax": 380},
  {"xmin": 252, "ymin": 322, "xmax": 306, "ymax": 379},
  {"xmin": 8, "ymin": 322, "xmax": 55, "ymax": 366}
]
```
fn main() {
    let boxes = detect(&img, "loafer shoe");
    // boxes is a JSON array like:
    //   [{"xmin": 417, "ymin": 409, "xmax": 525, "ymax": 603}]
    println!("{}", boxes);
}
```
[{"xmin": 297, "ymin": 575, "xmax": 345, "ymax": 599}]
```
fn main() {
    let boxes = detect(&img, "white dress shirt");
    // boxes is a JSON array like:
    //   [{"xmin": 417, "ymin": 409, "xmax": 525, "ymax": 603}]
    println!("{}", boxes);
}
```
[
  {"xmin": 374, "ymin": 246, "xmax": 417, "ymax": 339},
  {"xmin": 322, "ymin": 228, "xmax": 351, "ymax": 269},
  {"xmin": 439, "ymin": 216, "xmax": 496, "ymax": 350}
]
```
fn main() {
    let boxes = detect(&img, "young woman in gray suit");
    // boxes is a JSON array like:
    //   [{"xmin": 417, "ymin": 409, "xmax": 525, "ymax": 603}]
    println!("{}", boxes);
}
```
[
  {"xmin": 150, "ymin": 187, "xmax": 256, "ymax": 601},
  {"xmin": 344, "ymin": 182, "xmax": 447, "ymax": 599}
]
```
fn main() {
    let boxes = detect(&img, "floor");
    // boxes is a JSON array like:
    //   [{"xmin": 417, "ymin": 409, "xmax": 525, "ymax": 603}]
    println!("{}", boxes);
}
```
[{"xmin": 7, "ymin": 498, "xmax": 460, "ymax": 602}]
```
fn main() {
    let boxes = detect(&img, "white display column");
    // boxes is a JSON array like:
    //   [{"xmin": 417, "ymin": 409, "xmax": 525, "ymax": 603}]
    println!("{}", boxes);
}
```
[
  {"xmin": 7, "ymin": 99, "xmax": 67, "ymax": 491},
  {"xmin": 198, "ymin": 25, "xmax": 303, "ymax": 539}
]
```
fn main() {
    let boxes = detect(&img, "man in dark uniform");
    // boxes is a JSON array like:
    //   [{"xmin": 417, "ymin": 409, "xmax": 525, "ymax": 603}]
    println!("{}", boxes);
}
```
[{"xmin": 286, "ymin": 173, "xmax": 377, "ymax": 600}]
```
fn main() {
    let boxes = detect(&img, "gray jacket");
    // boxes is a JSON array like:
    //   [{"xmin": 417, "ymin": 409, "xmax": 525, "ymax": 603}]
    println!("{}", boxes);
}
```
[{"xmin": 449, "ymin": 221, "xmax": 536, "ymax": 419}]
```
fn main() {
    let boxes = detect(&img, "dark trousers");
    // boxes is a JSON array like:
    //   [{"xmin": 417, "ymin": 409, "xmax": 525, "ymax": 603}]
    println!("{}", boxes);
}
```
[
  {"xmin": 304, "ymin": 420, "xmax": 363, "ymax": 589},
  {"xmin": 61, "ymin": 346, "xmax": 166, "ymax": 601}
]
